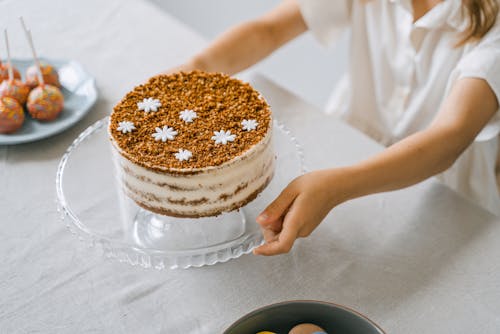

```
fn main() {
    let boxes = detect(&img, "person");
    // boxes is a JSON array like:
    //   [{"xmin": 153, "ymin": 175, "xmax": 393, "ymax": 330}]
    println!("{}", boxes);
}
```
[{"xmin": 164, "ymin": 0, "xmax": 500, "ymax": 256}]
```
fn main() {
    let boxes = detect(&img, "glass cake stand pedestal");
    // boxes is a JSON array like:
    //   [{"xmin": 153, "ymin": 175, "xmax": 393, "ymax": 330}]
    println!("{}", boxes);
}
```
[{"xmin": 56, "ymin": 117, "xmax": 305, "ymax": 269}]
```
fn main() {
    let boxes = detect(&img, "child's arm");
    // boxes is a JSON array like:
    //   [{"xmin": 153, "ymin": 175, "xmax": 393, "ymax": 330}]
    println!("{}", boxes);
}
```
[
  {"xmin": 254, "ymin": 77, "xmax": 498, "ymax": 256},
  {"xmin": 166, "ymin": 0, "xmax": 307, "ymax": 75}
]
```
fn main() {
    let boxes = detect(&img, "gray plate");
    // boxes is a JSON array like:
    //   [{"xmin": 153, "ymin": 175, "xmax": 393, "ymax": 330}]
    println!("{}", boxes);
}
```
[
  {"xmin": 0, "ymin": 58, "xmax": 97, "ymax": 145},
  {"xmin": 224, "ymin": 300, "xmax": 386, "ymax": 334}
]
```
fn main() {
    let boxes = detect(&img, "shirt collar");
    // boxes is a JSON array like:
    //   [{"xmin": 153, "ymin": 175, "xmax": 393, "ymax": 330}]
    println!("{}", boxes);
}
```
[
  {"xmin": 389, "ymin": 0, "xmax": 465, "ymax": 31},
  {"xmin": 389, "ymin": 0, "xmax": 412, "ymax": 13},
  {"xmin": 446, "ymin": 1, "xmax": 467, "ymax": 31}
]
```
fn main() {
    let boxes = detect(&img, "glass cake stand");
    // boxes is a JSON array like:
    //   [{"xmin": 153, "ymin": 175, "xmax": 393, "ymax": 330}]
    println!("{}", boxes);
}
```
[{"xmin": 56, "ymin": 117, "xmax": 305, "ymax": 269}]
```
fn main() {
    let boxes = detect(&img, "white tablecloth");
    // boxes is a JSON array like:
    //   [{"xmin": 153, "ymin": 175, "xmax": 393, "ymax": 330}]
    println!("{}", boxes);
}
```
[{"xmin": 2, "ymin": 1, "xmax": 500, "ymax": 333}]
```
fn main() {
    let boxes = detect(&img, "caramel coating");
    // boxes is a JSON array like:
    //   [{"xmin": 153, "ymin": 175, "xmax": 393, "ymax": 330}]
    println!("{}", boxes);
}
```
[
  {"xmin": 25, "ymin": 63, "xmax": 61, "ymax": 88},
  {"xmin": 0, "ymin": 64, "xmax": 21, "ymax": 83},
  {"xmin": 0, "ymin": 97, "xmax": 24, "ymax": 133},
  {"xmin": 27, "ymin": 84, "xmax": 64, "ymax": 121},
  {"xmin": 0, "ymin": 79, "xmax": 30, "ymax": 104}
]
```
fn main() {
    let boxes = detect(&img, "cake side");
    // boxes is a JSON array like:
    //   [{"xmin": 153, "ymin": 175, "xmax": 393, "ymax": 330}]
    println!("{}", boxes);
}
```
[{"xmin": 113, "ymin": 129, "xmax": 275, "ymax": 217}]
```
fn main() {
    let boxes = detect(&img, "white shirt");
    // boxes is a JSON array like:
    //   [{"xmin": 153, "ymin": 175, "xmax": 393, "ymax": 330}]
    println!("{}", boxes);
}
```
[{"xmin": 297, "ymin": 0, "xmax": 500, "ymax": 215}]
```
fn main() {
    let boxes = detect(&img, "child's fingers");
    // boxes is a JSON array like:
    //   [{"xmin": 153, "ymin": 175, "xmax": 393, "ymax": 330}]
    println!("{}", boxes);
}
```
[
  {"xmin": 254, "ymin": 201, "xmax": 302, "ymax": 256},
  {"xmin": 256, "ymin": 184, "xmax": 297, "ymax": 227},
  {"xmin": 253, "ymin": 222, "xmax": 299, "ymax": 256},
  {"xmin": 261, "ymin": 228, "xmax": 279, "ymax": 243}
]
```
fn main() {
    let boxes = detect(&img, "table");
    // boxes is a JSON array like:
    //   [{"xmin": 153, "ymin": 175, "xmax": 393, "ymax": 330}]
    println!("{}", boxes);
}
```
[{"xmin": 2, "ymin": 1, "xmax": 500, "ymax": 333}]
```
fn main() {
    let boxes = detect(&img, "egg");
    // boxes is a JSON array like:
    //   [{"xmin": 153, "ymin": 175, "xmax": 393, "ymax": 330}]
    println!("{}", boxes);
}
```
[
  {"xmin": 0, "ymin": 96, "xmax": 24, "ymax": 133},
  {"xmin": 25, "ymin": 62, "xmax": 60, "ymax": 88},
  {"xmin": 0, "ymin": 63, "xmax": 21, "ymax": 83},
  {"xmin": 288, "ymin": 323, "xmax": 327, "ymax": 334},
  {"xmin": 0, "ymin": 79, "xmax": 30, "ymax": 104},
  {"xmin": 26, "ymin": 84, "xmax": 64, "ymax": 121}
]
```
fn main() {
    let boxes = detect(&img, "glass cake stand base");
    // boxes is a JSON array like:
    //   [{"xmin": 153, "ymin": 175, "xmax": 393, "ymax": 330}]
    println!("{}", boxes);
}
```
[
  {"xmin": 56, "ymin": 117, "xmax": 305, "ymax": 269},
  {"xmin": 132, "ymin": 209, "xmax": 246, "ymax": 250}
]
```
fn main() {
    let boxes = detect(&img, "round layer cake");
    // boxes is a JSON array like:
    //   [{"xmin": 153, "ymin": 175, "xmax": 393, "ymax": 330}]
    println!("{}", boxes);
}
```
[{"xmin": 109, "ymin": 71, "xmax": 274, "ymax": 218}]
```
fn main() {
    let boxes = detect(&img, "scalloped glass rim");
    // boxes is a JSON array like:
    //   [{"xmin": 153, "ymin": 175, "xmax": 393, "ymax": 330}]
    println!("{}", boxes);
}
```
[{"xmin": 55, "ymin": 117, "xmax": 306, "ymax": 269}]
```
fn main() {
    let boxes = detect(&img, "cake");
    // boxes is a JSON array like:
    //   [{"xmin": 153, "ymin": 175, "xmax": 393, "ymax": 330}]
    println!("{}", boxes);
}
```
[{"xmin": 109, "ymin": 71, "xmax": 275, "ymax": 218}]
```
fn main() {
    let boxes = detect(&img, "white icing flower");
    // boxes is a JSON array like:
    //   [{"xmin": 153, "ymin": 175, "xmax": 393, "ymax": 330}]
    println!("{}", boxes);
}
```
[
  {"xmin": 117, "ymin": 121, "xmax": 136, "ymax": 133},
  {"xmin": 174, "ymin": 149, "xmax": 193, "ymax": 162},
  {"xmin": 152, "ymin": 126, "xmax": 178, "ymax": 142},
  {"xmin": 179, "ymin": 109, "xmax": 197, "ymax": 123},
  {"xmin": 241, "ymin": 119, "xmax": 258, "ymax": 131},
  {"xmin": 211, "ymin": 130, "xmax": 236, "ymax": 145},
  {"xmin": 138, "ymin": 97, "xmax": 161, "ymax": 113}
]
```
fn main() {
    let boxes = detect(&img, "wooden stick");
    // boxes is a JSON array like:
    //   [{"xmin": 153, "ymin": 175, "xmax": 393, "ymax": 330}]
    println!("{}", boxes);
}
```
[
  {"xmin": 19, "ymin": 16, "xmax": 44, "ymax": 85},
  {"xmin": 4, "ymin": 29, "xmax": 13, "ymax": 82}
]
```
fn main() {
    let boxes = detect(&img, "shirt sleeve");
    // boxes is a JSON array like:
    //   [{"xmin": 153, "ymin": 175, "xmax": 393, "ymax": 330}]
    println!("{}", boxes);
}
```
[
  {"xmin": 296, "ymin": 0, "xmax": 352, "ymax": 46},
  {"xmin": 454, "ymin": 23, "xmax": 500, "ymax": 142}
]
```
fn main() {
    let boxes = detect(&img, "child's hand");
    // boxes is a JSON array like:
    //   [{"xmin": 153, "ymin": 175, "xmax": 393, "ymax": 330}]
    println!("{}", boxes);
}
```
[{"xmin": 253, "ymin": 169, "xmax": 350, "ymax": 256}]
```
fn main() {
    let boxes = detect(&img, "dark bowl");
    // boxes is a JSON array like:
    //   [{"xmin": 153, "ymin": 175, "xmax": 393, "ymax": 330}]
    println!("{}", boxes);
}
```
[{"xmin": 224, "ymin": 300, "xmax": 385, "ymax": 334}]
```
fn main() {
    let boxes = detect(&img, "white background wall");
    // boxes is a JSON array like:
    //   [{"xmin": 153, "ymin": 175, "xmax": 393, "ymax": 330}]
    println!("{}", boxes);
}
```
[{"xmin": 148, "ymin": 0, "xmax": 349, "ymax": 109}]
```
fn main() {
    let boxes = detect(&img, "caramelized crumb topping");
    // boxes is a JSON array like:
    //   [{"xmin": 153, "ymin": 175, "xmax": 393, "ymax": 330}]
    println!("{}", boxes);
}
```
[{"xmin": 109, "ymin": 71, "xmax": 271, "ymax": 170}]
